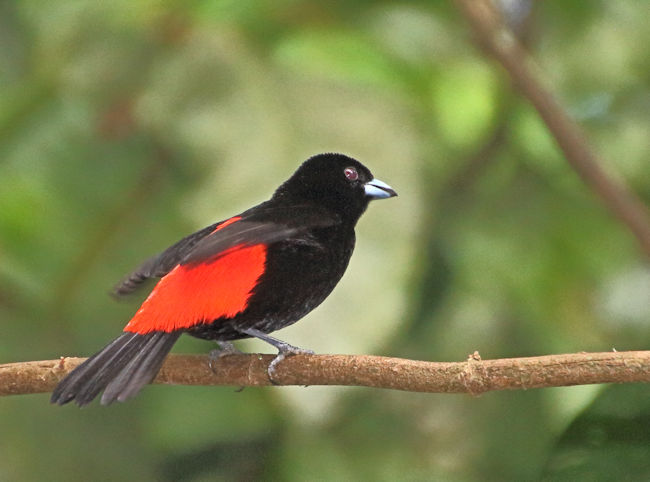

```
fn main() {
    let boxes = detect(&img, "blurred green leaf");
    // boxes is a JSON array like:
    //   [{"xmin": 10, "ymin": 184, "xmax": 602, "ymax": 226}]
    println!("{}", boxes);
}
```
[
  {"xmin": 431, "ymin": 61, "xmax": 499, "ymax": 150},
  {"xmin": 274, "ymin": 29, "xmax": 401, "ymax": 88},
  {"xmin": 542, "ymin": 384, "xmax": 650, "ymax": 481}
]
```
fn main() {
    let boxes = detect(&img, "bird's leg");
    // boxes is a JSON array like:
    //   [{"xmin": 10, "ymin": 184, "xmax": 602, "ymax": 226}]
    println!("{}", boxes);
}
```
[
  {"xmin": 240, "ymin": 327, "xmax": 314, "ymax": 382},
  {"xmin": 208, "ymin": 341, "xmax": 243, "ymax": 372}
]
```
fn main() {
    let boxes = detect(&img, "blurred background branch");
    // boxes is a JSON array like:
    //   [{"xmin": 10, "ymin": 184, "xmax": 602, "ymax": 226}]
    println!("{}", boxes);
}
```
[
  {"xmin": 3, "ymin": 350, "xmax": 650, "ymax": 397},
  {"xmin": 454, "ymin": 0, "xmax": 650, "ymax": 257}
]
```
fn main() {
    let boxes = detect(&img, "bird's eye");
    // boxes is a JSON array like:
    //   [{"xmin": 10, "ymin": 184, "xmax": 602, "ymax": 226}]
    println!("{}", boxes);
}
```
[{"xmin": 344, "ymin": 167, "xmax": 358, "ymax": 181}]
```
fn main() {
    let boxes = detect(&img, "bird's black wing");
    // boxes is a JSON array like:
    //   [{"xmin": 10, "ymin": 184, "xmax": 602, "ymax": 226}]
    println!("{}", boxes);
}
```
[
  {"xmin": 112, "ymin": 223, "xmax": 218, "ymax": 296},
  {"xmin": 113, "ymin": 205, "xmax": 339, "ymax": 296},
  {"xmin": 181, "ymin": 205, "xmax": 340, "ymax": 265}
]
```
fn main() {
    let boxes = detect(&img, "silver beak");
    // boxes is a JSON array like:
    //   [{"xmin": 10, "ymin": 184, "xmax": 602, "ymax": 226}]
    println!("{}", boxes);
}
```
[{"xmin": 364, "ymin": 178, "xmax": 397, "ymax": 199}]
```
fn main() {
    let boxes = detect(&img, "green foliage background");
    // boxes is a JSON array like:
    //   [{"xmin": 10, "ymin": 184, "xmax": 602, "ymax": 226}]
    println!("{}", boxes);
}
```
[{"xmin": 1, "ymin": 1, "xmax": 649, "ymax": 480}]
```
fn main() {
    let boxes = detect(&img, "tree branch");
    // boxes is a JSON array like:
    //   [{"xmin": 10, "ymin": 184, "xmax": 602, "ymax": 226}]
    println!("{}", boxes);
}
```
[
  {"xmin": 2, "ymin": 351, "xmax": 650, "ymax": 398},
  {"xmin": 454, "ymin": 0, "xmax": 650, "ymax": 258}
]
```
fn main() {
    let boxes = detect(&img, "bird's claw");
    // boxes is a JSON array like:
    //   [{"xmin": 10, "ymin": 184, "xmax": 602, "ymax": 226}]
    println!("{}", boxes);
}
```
[
  {"xmin": 208, "ymin": 341, "xmax": 243, "ymax": 373},
  {"xmin": 267, "ymin": 344, "xmax": 314, "ymax": 385}
]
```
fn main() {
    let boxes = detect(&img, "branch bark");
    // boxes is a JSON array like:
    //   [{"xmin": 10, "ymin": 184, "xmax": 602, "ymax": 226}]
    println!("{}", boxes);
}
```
[
  {"xmin": 454, "ymin": 0, "xmax": 650, "ymax": 258},
  {"xmin": 2, "ymin": 351, "xmax": 650, "ymax": 398}
]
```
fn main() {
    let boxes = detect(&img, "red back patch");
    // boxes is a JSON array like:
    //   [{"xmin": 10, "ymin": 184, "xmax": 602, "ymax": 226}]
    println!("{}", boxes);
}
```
[{"xmin": 124, "ymin": 217, "xmax": 267, "ymax": 334}]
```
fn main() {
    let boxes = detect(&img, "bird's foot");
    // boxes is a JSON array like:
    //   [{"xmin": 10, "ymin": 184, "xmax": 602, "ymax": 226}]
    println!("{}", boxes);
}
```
[
  {"xmin": 267, "ymin": 343, "xmax": 314, "ymax": 384},
  {"xmin": 208, "ymin": 341, "xmax": 243, "ymax": 373},
  {"xmin": 238, "ymin": 327, "xmax": 314, "ymax": 384}
]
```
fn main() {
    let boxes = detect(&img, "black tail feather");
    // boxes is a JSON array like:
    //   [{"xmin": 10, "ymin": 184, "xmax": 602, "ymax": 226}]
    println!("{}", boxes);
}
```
[
  {"xmin": 50, "ymin": 332, "xmax": 136, "ymax": 406},
  {"xmin": 101, "ymin": 332, "xmax": 180, "ymax": 405},
  {"xmin": 70, "ymin": 333, "xmax": 145, "ymax": 404},
  {"xmin": 50, "ymin": 331, "xmax": 180, "ymax": 407}
]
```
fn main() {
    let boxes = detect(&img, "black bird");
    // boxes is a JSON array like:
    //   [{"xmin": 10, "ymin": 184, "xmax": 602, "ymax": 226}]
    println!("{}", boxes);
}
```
[{"xmin": 51, "ymin": 153, "xmax": 397, "ymax": 406}]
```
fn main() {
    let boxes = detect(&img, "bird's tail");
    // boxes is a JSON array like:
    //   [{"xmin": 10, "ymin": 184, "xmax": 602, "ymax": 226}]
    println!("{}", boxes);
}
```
[{"xmin": 50, "ymin": 331, "xmax": 181, "ymax": 406}]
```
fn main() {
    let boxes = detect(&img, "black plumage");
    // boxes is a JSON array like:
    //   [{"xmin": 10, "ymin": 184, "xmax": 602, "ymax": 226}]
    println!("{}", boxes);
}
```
[{"xmin": 51, "ymin": 153, "xmax": 396, "ymax": 406}]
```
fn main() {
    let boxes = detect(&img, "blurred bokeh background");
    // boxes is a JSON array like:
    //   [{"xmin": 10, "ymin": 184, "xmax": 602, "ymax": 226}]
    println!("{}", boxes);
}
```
[{"xmin": 1, "ymin": 1, "xmax": 649, "ymax": 480}]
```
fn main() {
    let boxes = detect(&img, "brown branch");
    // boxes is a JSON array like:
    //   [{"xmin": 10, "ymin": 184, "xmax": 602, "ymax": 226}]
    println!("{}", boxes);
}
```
[
  {"xmin": 454, "ymin": 0, "xmax": 650, "ymax": 258},
  {"xmin": 2, "ymin": 351, "xmax": 650, "ymax": 398}
]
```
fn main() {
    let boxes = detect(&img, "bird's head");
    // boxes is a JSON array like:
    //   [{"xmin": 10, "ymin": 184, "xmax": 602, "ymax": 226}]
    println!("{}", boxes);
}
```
[{"xmin": 274, "ymin": 153, "xmax": 397, "ymax": 223}]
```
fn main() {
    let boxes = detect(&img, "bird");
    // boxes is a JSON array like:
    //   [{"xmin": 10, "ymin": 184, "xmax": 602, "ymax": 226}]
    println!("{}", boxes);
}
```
[{"xmin": 50, "ymin": 153, "xmax": 397, "ymax": 406}]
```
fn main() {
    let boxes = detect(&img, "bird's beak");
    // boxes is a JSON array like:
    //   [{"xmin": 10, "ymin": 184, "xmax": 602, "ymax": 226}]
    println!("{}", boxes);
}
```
[{"xmin": 364, "ymin": 178, "xmax": 397, "ymax": 199}]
